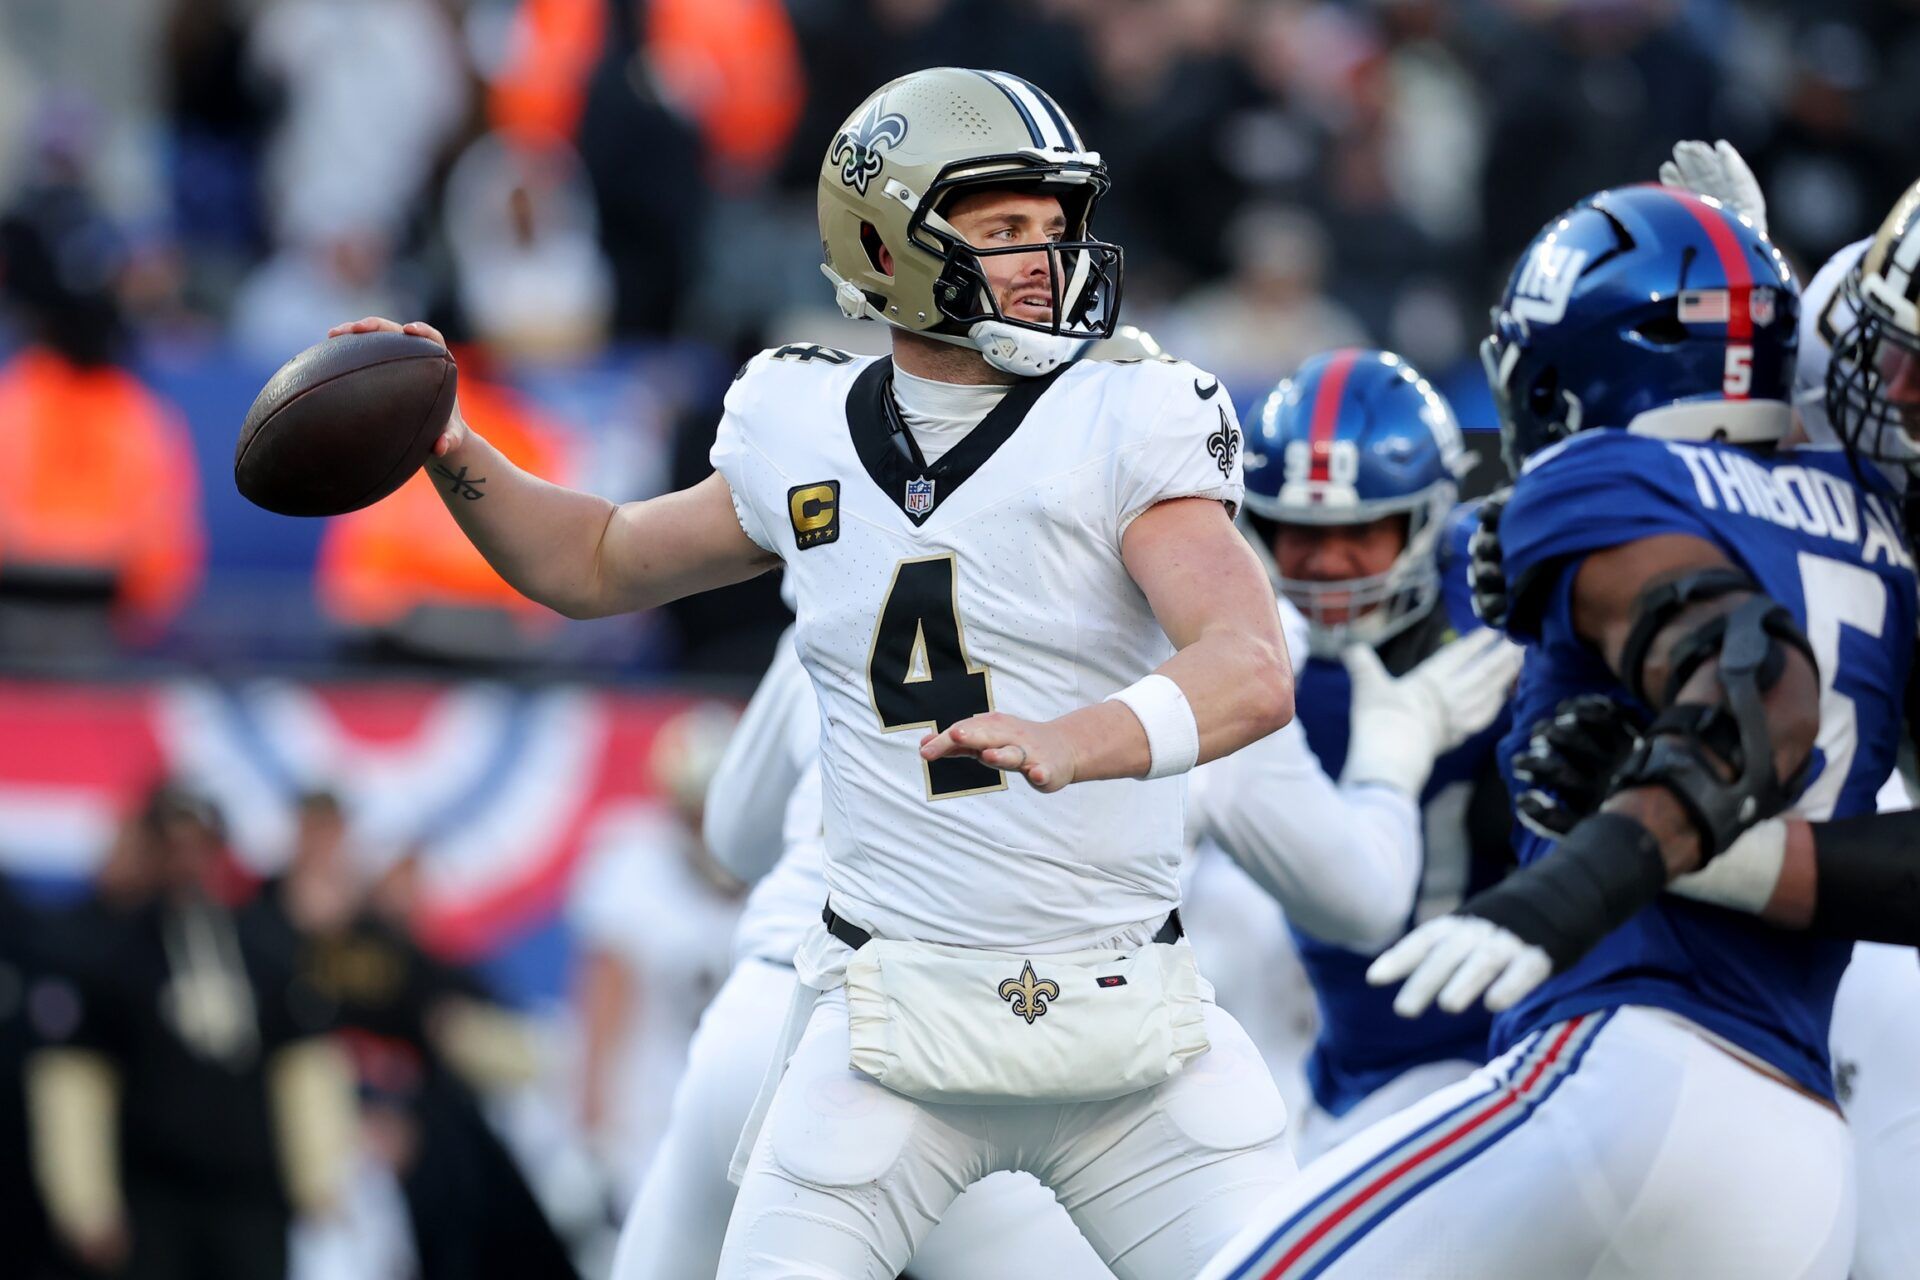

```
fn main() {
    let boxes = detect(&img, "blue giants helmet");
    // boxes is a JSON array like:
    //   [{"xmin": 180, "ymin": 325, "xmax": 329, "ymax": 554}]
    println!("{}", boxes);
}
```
[
  {"xmin": 1243, "ymin": 348, "xmax": 1468, "ymax": 656},
  {"xmin": 1484, "ymin": 184, "xmax": 1799, "ymax": 477}
]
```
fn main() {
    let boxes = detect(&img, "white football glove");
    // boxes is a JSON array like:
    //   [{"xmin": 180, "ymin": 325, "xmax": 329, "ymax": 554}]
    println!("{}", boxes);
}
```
[
  {"xmin": 1366, "ymin": 914, "xmax": 1553, "ymax": 1017},
  {"xmin": 1659, "ymin": 139, "xmax": 1767, "ymax": 238},
  {"xmin": 1341, "ymin": 628, "xmax": 1525, "ymax": 797}
]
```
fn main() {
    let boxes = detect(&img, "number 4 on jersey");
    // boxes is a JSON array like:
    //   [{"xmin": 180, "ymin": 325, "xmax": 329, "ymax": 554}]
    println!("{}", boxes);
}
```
[{"xmin": 868, "ymin": 555, "xmax": 1005, "ymax": 800}]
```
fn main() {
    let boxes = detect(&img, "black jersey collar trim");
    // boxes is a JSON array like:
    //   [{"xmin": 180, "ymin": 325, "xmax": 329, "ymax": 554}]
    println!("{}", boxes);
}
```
[{"xmin": 845, "ymin": 357, "xmax": 1072, "ymax": 526}]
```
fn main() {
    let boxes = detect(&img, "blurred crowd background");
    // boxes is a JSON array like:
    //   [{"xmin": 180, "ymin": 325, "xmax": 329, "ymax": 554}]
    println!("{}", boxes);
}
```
[{"xmin": 0, "ymin": 0, "xmax": 1915, "ymax": 1276}]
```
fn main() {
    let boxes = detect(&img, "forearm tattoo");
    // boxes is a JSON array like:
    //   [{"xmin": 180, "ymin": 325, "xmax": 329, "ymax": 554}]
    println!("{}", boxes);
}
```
[{"xmin": 432, "ymin": 463, "xmax": 486, "ymax": 500}]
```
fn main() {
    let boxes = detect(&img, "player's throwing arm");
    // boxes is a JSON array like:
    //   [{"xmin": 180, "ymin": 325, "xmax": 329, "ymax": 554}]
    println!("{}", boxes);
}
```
[{"xmin": 323, "ymin": 317, "xmax": 780, "ymax": 619}]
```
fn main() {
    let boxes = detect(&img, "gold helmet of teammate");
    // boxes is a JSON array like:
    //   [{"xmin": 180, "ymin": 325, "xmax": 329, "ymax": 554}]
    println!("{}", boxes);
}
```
[
  {"xmin": 1830, "ymin": 177, "xmax": 1920, "ymax": 471},
  {"xmin": 817, "ymin": 67, "xmax": 1123, "ymax": 376}
]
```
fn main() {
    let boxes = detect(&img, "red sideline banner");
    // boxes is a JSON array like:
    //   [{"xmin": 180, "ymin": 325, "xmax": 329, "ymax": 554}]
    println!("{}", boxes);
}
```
[{"xmin": 0, "ymin": 678, "xmax": 711, "ymax": 959}]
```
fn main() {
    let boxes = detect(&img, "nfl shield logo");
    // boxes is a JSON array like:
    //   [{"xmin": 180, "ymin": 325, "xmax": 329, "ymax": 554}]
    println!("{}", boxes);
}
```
[
  {"xmin": 1750, "ymin": 287, "xmax": 1776, "ymax": 329},
  {"xmin": 905, "ymin": 477, "xmax": 935, "ymax": 516}
]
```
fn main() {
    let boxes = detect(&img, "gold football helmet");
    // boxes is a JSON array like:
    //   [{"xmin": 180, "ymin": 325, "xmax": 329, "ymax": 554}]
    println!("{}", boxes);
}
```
[
  {"xmin": 817, "ymin": 67, "xmax": 1123, "ymax": 375},
  {"xmin": 1831, "ymin": 177, "xmax": 1920, "ymax": 470}
]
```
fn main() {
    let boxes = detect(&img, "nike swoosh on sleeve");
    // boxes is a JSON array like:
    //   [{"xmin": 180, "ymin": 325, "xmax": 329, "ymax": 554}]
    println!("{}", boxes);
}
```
[{"xmin": 1194, "ymin": 378, "xmax": 1220, "ymax": 400}]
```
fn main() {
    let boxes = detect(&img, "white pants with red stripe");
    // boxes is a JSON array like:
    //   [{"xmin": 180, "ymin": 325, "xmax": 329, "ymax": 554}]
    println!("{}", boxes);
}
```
[
  {"xmin": 1197, "ymin": 1006, "xmax": 1855, "ymax": 1280},
  {"xmin": 612, "ymin": 958, "xmax": 1123, "ymax": 1280},
  {"xmin": 717, "ymin": 986, "xmax": 1297, "ymax": 1280},
  {"xmin": 1831, "ymin": 942, "xmax": 1920, "ymax": 1280},
  {"xmin": 1291, "ymin": 1058, "xmax": 1479, "ymax": 1167}
]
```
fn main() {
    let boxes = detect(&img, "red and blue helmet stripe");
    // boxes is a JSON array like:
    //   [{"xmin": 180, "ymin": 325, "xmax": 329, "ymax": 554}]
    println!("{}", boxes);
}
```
[
  {"xmin": 1245, "ymin": 348, "xmax": 1466, "ymax": 524},
  {"xmin": 1483, "ymin": 184, "xmax": 1799, "ymax": 476},
  {"xmin": 1243, "ymin": 348, "xmax": 1467, "ymax": 655}
]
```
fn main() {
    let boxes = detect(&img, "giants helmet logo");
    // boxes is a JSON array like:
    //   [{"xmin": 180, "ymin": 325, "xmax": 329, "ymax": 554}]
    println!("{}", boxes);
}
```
[
  {"xmin": 1511, "ymin": 242, "xmax": 1589, "ymax": 325},
  {"xmin": 831, "ymin": 103, "xmax": 909, "ymax": 197}
]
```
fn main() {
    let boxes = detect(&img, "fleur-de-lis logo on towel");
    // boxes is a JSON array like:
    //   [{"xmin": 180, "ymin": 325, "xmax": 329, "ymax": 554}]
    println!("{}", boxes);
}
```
[{"xmin": 997, "ymin": 959, "xmax": 1061, "ymax": 1025}]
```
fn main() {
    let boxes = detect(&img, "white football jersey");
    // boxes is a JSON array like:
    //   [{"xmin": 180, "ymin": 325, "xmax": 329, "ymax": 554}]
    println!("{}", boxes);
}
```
[{"xmin": 712, "ymin": 346, "xmax": 1245, "ymax": 950}]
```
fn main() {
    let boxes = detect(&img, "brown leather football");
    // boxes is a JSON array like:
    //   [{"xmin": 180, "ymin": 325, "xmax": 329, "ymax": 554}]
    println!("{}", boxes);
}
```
[{"xmin": 234, "ymin": 332, "xmax": 457, "ymax": 517}]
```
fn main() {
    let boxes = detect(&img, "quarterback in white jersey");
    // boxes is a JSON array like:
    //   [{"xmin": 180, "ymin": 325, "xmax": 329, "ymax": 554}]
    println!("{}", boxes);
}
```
[
  {"xmin": 331, "ymin": 66, "xmax": 1296, "ymax": 1279},
  {"xmin": 714, "ymin": 339, "xmax": 1249, "ymax": 951}
]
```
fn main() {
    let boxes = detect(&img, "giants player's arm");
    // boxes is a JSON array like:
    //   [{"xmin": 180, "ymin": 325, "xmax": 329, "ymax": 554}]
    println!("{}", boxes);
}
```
[
  {"xmin": 921, "ymin": 496, "xmax": 1294, "ymax": 791},
  {"xmin": 332, "ymin": 318, "xmax": 779, "ymax": 618},
  {"xmin": 1570, "ymin": 532, "xmax": 1820, "ymax": 878},
  {"xmin": 1371, "ymin": 530, "xmax": 1827, "ymax": 1014},
  {"xmin": 1666, "ymin": 797, "xmax": 1920, "ymax": 945},
  {"xmin": 1193, "ymin": 734, "xmax": 1421, "ymax": 952},
  {"xmin": 1424, "ymin": 531, "xmax": 1823, "ymax": 979}
]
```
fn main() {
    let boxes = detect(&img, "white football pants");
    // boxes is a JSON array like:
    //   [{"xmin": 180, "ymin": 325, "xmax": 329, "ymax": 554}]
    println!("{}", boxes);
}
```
[
  {"xmin": 1290, "ymin": 1058, "xmax": 1478, "ymax": 1167},
  {"xmin": 717, "ymin": 986, "xmax": 1296, "ymax": 1280},
  {"xmin": 1198, "ymin": 1005, "xmax": 1854, "ymax": 1280},
  {"xmin": 611, "ymin": 957, "xmax": 1118, "ymax": 1280},
  {"xmin": 1831, "ymin": 942, "xmax": 1920, "ymax": 1280}
]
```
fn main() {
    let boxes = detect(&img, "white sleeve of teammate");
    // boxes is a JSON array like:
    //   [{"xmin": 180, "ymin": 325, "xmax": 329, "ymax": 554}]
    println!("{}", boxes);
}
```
[
  {"xmin": 782, "ymin": 760, "xmax": 825, "ymax": 847},
  {"xmin": 703, "ymin": 626, "xmax": 816, "ymax": 883},
  {"xmin": 1198, "ymin": 726, "xmax": 1422, "ymax": 953},
  {"xmin": 1111, "ymin": 362, "xmax": 1247, "ymax": 539},
  {"xmin": 1193, "ymin": 598, "xmax": 1421, "ymax": 952}
]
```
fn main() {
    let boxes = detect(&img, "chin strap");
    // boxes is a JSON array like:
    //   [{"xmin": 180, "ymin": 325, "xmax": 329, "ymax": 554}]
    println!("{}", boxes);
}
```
[
  {"xmin": 824, "ymin": 262, "xmax": 1087, "ymax": 378},
  {"xmin": 970, "ymin": 321, "xmax": 1084, "ymax": 377}
]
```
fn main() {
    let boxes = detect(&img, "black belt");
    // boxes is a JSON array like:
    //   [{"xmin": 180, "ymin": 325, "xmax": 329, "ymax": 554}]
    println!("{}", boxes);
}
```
[{"xmin": 822, "ymin": 904, "xmax": 1183, "ymax": 951}]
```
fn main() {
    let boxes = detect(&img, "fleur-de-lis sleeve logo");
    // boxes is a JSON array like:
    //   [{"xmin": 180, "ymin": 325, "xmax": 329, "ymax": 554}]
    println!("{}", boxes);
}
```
[
  {"xmin": 1208, "ymin": 405, "xmax": 1241, "ymax": 478},
  {"xmin": 997, "ymin": 960, "xmax": 1061, "ymax": 1025},
  {"xmin": 830, "ymin": 103, "xmax": 909, "ymax": 197}
]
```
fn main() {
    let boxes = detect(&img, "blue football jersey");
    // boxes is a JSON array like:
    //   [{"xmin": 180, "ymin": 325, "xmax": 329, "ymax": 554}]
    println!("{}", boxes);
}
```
[
  {"xmin": 1290, "ymin": 504, "xmax": 1514, "ymax": 1116},
  {"xmin": 1494, "ymin": 430, "xmax": 1917, "ymax": 1099}
]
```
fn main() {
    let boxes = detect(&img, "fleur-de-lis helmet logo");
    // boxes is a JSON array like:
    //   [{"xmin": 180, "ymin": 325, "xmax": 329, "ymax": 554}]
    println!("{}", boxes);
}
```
[{"xmin": 831, "ymin": 102, "xmax": 909, "ymax": 197}]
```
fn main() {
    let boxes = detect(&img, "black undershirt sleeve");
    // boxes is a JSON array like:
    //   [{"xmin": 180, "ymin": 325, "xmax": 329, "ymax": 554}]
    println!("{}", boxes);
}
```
[{"xmin": 1809, "ymin": 808, "xmax": 1920, "ymax": 945}]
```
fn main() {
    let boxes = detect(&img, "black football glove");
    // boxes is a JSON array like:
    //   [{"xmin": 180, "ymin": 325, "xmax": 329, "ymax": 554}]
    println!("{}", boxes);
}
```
[
  {"xmin": 1468, "ymin": 488, "xmax": 1512, "ymax": 631},
  {"xmin": 1510, "ymin": 694, "xmax": 1647, "ymax": 839}
]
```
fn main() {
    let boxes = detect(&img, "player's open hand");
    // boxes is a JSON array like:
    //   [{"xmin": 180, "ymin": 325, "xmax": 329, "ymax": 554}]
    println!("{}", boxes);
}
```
[
  {"xmin": 326, "ymin": 317, "xmax": 469, "ymax": 456},
  {"xmin": 921, "ymin": 712, "xmax": 1077, "ymax": 793}
]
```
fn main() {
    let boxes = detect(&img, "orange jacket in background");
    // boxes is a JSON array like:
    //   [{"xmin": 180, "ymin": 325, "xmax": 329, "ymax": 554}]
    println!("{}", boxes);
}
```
[
  {"xmin": 647, "ymin": 0, "xmax": 803, "ymax": 185},
  {"xmin": 489, "ymin": 0, "xmax": 803, "ymax": 185},
  {"xmin": 0, "ymin": 346, "xmax": 206, "ymax": 632},
  {"xmin": 316, "ymin": 378, "xmax": 574, "ymax": 629},
  {"xmin": 488, "ymin": 0, "xmax": 607, "ymax": 145}
]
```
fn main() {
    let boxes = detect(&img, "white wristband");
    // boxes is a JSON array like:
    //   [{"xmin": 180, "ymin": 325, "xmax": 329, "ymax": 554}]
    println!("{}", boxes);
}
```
[
  {"xmin": 1105, "ymin": 673, "xmax": 1200, "ymax": 780},
  {"xmin": 1669, "ymin": 817, "xmax": 1787, "ymax": 914}
]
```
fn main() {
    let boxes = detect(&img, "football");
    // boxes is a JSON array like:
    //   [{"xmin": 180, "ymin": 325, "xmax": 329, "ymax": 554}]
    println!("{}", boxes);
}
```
[{"xmin": 234, "ymin": 331, "xmax": 457, "ymax": 517}]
